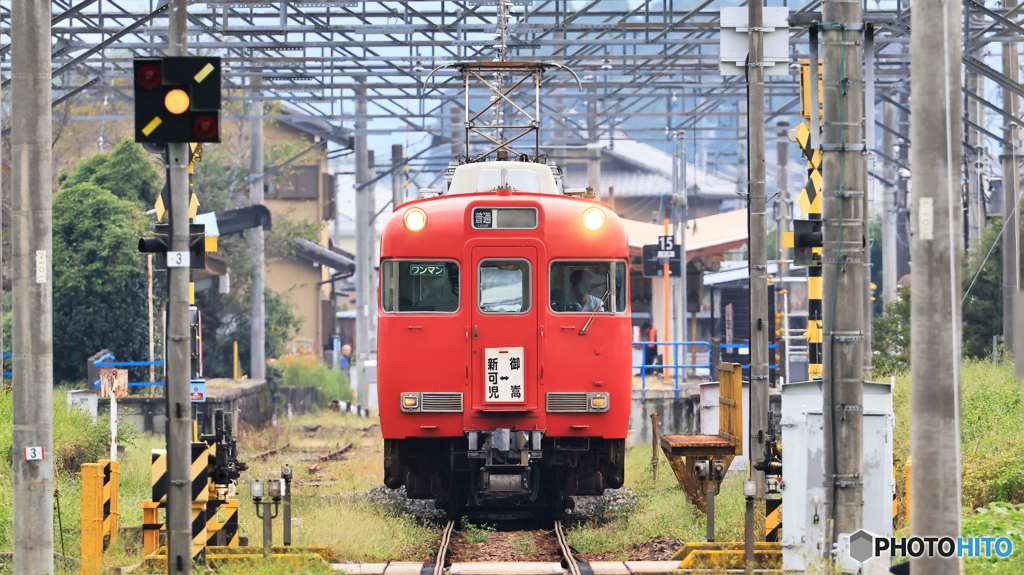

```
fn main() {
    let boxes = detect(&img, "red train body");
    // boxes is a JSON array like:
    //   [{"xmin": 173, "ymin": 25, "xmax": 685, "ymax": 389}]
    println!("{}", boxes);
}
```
[{"xmin": 377, "ymin": 160, "xmax": 630, "ymax": 516}]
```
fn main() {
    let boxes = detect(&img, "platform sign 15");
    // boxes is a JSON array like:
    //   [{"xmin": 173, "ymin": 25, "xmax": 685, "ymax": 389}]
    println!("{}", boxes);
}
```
[
  {"xmin": 23, "ymin": 446, "xmax": 45, "ymax": 461},
  {"xmin": 409, "ymin": 263, "xmax": 446, "ymax": 276}
]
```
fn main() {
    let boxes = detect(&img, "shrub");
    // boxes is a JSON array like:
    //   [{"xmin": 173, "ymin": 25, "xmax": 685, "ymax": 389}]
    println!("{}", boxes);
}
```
[{"xmin": 273, "ymin": 351, "xmax": 352, "ymax": 405}]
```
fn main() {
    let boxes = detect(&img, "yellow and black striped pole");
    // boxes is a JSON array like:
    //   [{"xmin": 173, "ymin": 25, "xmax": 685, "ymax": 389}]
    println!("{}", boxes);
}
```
[{"xmin": 796, "ymin": 121, "xmax": 824, "ymax": 379}]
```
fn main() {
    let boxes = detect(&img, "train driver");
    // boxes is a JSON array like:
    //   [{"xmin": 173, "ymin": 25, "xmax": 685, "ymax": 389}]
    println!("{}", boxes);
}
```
[{"xmin": 569, "ymin": 269, "xmax": 605, "ymax": 312}]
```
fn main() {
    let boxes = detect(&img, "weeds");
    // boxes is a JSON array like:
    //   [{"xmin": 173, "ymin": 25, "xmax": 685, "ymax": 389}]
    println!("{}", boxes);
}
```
[
  {"xmin": 510, "ymin": 533, "xmax": 535, "ymax": 556},
  {"xmin": 462, "ymin": 521, "xmax": 495, "ymax": 545}
]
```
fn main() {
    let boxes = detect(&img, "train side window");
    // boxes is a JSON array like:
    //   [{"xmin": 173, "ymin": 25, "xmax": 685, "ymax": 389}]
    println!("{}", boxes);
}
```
[
  {"xmin": 382, "ymin": 260, "xmax": 460, "ymax": 313},
  {"xmin": 478, "ymin": 259, "xmax": 531, "ymax": 314},
  {"xmin": 549, "ymin": 261, "xmax": 627, "ymax": 313}
]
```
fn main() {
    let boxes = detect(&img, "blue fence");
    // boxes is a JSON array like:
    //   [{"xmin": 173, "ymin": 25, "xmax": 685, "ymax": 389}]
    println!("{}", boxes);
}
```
[
  {"xmin": 91, "ymin": 352, "xmax": 165, "ymax": 387},
  {"xmin": 633, "ymin": 342, "xmax": 782, "ymax": 402},
  {"xmin": 632, "ymin": 341, "xmax": 712, "ymax": 402}
]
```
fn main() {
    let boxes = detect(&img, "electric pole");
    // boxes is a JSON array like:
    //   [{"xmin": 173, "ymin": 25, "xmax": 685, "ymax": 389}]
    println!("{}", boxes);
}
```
[
  {"xmin": 1002, "ymin": 1, "xmax": 1019, "ymax": 361},
  {"xmin": 165, "ymin": 1, "xmax": 194, "ymax": 573},
  {"xmin": 820, "ymin": 0, "xmax": 866, "ymax": 548},
  {"xmin": 250, "ymin": 74, "xmax": 265, "ymax": 381},
  {"xmin": 746, "ymin": 0, "xmax": 769, "ymax": 501},
  {"xmin": 966, "ymin": 14, "xmax": 986, "ymax": 248},
  {"xmin": 910, "ymin": 0, "xmax": 963, "ymax": 573},
  {"xmin": 776, "ymin": 122, "xmax": 790, "ymax": 385},
  {"xmin": 392, "ymin": 144, "xmax": 404, "ymax": 210},
  {"xmin": 882, "ymin": 103, "xmax": 898, "ymax": 302},
  {"xmin": 12, "ymin": 2, "xmax": 54, "ymax": 573},
  {"xmin": 354, "ymin": 89, "xmax": 372, "ymax": 408}
]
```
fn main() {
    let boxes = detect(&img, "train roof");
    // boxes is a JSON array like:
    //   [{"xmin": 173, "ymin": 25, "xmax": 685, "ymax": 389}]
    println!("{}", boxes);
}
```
[{"xmin": 447, "ymin": 161, "xmax": 561, "ymax": 196}]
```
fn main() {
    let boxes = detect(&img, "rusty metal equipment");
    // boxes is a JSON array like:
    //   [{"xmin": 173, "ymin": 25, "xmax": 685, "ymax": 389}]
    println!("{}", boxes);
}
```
[{"xmin": 660, "ymin": 363, "xmax": 744, "ymax": 511}]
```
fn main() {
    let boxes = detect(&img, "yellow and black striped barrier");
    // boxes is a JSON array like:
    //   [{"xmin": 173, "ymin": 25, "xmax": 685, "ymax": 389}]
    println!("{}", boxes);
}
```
[
  {"xmin": 81, "ymin": 460, "xmax": 120, "ymax": 575},
  {"xmin": 765, "ymin": 497, "xmax": 782, "ymax": 542},
  {"xmin": 144, "ymin": 443, "xmax": 244, "ymax": 560},
  {"xmin": 206, "ymin": 499, "xmax": 241, "ymax": 546}
]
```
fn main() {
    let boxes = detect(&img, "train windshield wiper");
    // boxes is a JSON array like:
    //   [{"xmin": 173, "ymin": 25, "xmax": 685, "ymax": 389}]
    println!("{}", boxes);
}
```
[{"xmin": 579, "ymin": 289, "xmax": 611, "ymax": 336}]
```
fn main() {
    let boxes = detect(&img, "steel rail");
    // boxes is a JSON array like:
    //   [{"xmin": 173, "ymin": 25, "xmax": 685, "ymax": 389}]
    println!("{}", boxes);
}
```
[
  {"xmin": 554, "ymin": 520, "xmax": 581, "ymax": 575},
  {"xmin": 433, "ymin": 520, "xmax": 456, "ymax": 575}
]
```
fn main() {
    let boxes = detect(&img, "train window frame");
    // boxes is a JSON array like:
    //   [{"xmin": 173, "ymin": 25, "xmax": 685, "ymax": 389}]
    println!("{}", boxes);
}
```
[
  {"xmin": 381, "ymin": 259, "xmax": 461, "ymax": 314},
  {"xmin": 471, "ymin": 207, "xmax": 539, "ymax": 230},
  {"xmin": 477, "ymin": 258, "xmax": 532, "ymax": 315},
  {"xmin": 548, "ymin": 259, "xmax": 628, "ymax": 314}
]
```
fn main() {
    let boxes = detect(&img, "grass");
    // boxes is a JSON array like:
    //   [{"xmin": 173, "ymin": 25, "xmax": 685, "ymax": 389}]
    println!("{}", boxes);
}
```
[
  {"xmin": 462, "ymin": 522, "xmax": 495, "ymax": 545},
  {"xmin": 892, "ymin": 359, "xmax": 1024, "ymax": 512},
  {"xmin": 567, "ymin": 446, "xmax": 749, "ymax": 557}
]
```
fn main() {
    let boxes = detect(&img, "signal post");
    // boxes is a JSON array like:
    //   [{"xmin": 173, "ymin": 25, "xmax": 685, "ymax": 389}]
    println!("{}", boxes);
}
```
[{"xmin": 135, "ymin": 2, "xmax": 221, "ymax": 571}]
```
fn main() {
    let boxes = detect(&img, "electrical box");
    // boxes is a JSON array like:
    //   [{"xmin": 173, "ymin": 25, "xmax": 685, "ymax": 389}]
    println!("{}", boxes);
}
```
[{"xmin": 780, "ymin": 380, "xmax": 894, "ymax": 572}]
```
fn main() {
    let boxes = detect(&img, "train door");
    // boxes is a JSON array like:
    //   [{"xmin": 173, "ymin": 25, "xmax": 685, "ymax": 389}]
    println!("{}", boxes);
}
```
[{"xmin": 469, "ymin": 246, "xmax": 540, "ymax": 417}]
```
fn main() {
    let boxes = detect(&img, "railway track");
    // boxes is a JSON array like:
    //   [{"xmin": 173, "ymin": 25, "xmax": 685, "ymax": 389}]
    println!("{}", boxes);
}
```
[
  {"xmin": 343, "ymin": 518, "xmax": 692, "ymax": 575},
  {"xmin": 430, "ymin": 519, "xmax": 579, "ymax": 575}
]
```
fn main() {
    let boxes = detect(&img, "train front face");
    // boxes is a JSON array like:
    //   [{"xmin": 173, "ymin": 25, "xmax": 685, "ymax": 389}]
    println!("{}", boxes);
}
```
[{"xmin": 378, "ymin": 187, "xmax": 630, "ymax": 515}]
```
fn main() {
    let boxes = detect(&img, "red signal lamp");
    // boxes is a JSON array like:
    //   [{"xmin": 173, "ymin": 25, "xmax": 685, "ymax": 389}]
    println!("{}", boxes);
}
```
[
  {"xmin": 193, "ymin": 115, "xmax": 218, "ymax": 140},
  {"xmin": 137, "ymin": 64, "xmax": 162, "ymax": 89}
]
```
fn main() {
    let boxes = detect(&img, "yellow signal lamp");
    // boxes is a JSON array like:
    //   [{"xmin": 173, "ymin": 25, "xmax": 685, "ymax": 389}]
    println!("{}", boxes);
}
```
[
  {"xmin": 403, "ymin": 207, "xmax": 427, "ymax": 231},
  {"xmin": 582, "ymin": 207, "xmax": 606, "ymax": 231},
  {"xmin": 403, "ymin": 396, "xmax": 418, "ymax": 408},
  {"xmin": 164, "ymin": 89, "xmax": 191, "ymax": 114},
  {"xmin": 591, "ymin": 396, "xmax": 607, "ymax": 408}
]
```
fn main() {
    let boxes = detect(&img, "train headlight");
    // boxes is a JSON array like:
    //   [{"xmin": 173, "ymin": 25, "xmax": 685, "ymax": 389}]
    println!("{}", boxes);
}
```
[
  {"xmin": 403, "ymin": 207, "xmax": 427, "ymax": 231},
  {"xmin": 588, "ymin": 392, "xmax": 610, "ymax": 412},
  {"xmin": 401, "ymin": 393, "xmax": 420, "ymax": 412},
  {"xmin": 582, "ymin": 207, "xmax": 606, "ymax": 231}
]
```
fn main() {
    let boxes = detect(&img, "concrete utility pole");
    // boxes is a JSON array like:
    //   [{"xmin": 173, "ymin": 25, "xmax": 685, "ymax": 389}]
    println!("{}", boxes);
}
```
[
  {"xmin": 587, "ymin": 90, "xmax": 601, "ymax": 198},
  {"xmin": 165, "ymin": 2, "xmax": 194, "ymax": 573},
  {"xmin": 354, "ymin": 89, "xmax": 372, "ymax": 408},
  {"xmin": 820, "ymin": 0, "xmax": 866, "ymax": 547},
  {"xmin": 776, "ymin": 122, "xmax": 790, "ymax": 384},
  {"xmin": 392, "ymin": 144, "xmax": 404, "ymax": 210},
  {"xmin": 777, "ymin": 121, "xmax": 791, "ymax": 281},
  {"xmin": 910, "ymin": 1, "xmax": 963, "ymax": 572},
  {"xmin": 11, "ymin": 2, "xmax": 54, "ymax": 573},
  {"xmin": 966, "ymin": 21, "xmax": 986, "ymax": 248},
  {"xmin": 250, "ymin": 75, "xmax": 265, "ymax": 381},
  {"xmin": 881, "ymin": 103, "xmax": 898, "ymax": 302},
  {"xmin": 746, "ymin": 0, "xmax": 769, "ymax": 500},
  {"xmin": 1002, "ymin": 4, "xmax": 1019, "ymax": 359}
]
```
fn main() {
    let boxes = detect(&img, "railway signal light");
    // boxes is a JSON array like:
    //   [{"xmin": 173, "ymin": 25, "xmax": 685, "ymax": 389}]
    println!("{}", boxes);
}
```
[
  {"xmin": 783, "ymin": 219, "xmax": 823, "ymax": 266},
  {"xmin": 134, "ymin": 57, "xmax": 221, "ymax": 143},
  {"xmin": 138, "ymin": 223, "xmax": 209, "ymax": 270}
]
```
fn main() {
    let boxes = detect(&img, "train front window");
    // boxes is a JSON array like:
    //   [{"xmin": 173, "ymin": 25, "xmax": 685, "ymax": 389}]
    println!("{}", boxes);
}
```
[
  {"xmin": 478, "ymin": 259, "xmax": 531, "ymax": 313},
  {"xmin": 382, "ymin": 261, "xmax": 460, "ymax": 313},
  {"xmin": 549, "ymin": 261, "xmax": 627, "ymax": 313}
]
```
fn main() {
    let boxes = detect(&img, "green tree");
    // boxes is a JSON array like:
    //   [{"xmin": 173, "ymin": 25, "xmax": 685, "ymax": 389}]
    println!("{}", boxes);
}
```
[
  {"xmin": 962, "ymin": 219, "xmax": 1004, "ymax": 359},
  {"xmin": 872, "ymin": 284, "xmax": 910, "ymax": 375},
  {"xmin": 57, "ymin": 138, "xmax": 163, "ymax": 208},
  {"xmin": 52, "ymin": 182, "xmax": 150, "ymax": 382}
]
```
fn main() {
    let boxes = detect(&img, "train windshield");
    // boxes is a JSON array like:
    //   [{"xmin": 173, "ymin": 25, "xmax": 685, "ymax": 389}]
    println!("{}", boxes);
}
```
[
  {"xmin": 549, "ymin": 261, "xmax": 627, "ymax": 313},
  {"xmin": 478, "ymin": 259, "xmax": 531, "ymax": 313},
  {"xmin": 381, "ymin": 260, "xmax": 460, "ymax": 313}
]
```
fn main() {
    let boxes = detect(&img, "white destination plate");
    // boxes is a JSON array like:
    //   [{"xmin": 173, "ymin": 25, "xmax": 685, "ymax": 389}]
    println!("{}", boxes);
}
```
[{"xmin": 484, "ymin": 347, "xmax": 525, "ymax": 403}]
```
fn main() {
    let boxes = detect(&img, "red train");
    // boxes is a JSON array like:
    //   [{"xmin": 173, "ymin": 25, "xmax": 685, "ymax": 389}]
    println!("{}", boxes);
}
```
[{"xmin": 377, "ymin": 159, "xmax": 631, "ymax": 517}]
